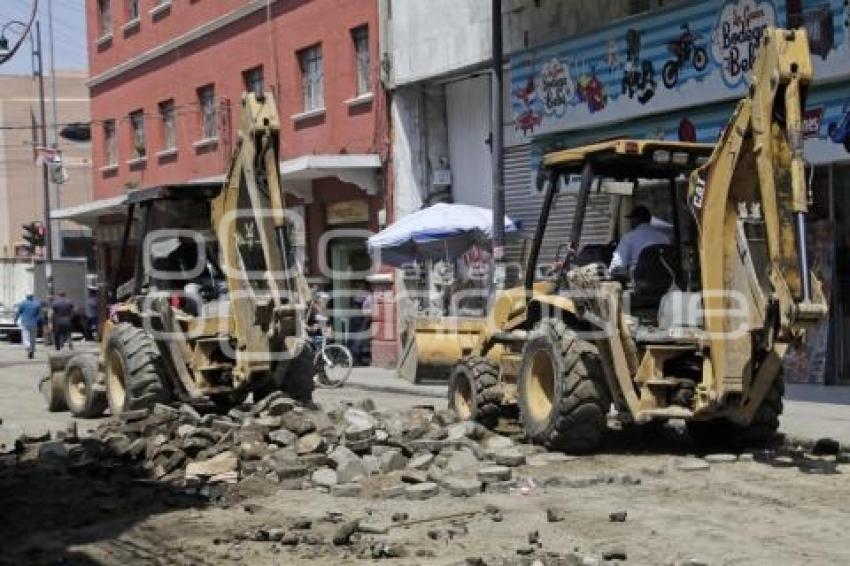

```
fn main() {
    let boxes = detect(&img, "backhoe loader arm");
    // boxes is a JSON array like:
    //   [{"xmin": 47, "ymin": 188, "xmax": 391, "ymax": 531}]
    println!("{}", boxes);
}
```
[
  {"xmin": 211, "ymin": 93, "xmax": 310, "ymax": 384},
  {"xmin": 690, "ymin": 28, "xmax": 827, "ymax": 393}
]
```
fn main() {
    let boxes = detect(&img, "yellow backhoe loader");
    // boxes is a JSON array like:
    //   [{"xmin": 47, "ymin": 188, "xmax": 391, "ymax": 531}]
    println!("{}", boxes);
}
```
[
  {"xmin": 42, "ymin": 92, "xmax": 314, "ymax": 417},
  {"xmin": 447, "ymin": 27, "xmax": 828, "ymax": 450}
]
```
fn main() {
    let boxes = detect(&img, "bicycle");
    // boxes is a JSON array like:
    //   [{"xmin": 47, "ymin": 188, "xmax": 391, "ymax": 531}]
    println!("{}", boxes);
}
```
[{"xmin": 310, "ymin": 320, "xmax": 353, "ymax": 388}]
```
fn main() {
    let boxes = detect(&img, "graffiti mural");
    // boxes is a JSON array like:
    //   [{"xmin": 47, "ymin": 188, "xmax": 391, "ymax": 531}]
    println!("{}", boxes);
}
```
[{"xmin": 508, "ymin": 0, "xmax": 789, "ymax": 144}]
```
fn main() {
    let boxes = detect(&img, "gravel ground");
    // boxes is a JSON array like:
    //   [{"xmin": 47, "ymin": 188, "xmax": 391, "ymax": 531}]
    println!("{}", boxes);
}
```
[{"xmin": 1, "ymin": 342, "xmax": 849, "ymax": 565}]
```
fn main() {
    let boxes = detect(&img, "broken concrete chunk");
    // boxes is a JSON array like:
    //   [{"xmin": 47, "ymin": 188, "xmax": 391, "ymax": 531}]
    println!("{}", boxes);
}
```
[
  {"xmin": 344, "ymin": 408, "xmax": 378, "ymax": 430},
  {"xmin": 281, "ymin": 412, "xmax": 316, "ymax": 436},
  {"xmin": 379, "ymin": 449, "xmax": 408, "ymax": 473},
  {"xmin": 480, "ymin": 434, "xmax": 514, "ymax": 451},
  {"xmin": 444, "ymin": 477, "xmax": 482, "ymax": 497},
  {"xmin": 267, "ymin": 398, "xmax": 296, "ymax": 417},
  {"xmin": 676, "ymin": 458, "xmax": 710, "ymax": 472},
  {"xmin": 185, "ymin": 450, "xmax": 238, "ymax": 479},
  {"xmin": 401, "ymin": 469, "xmax": 429, "ymax": 484},
  {"xmin": 331, "ymin": 482, "xmax": 362, "ymax": 498},
  {"xmin": 311, "ymin": 467, "xmax": 338, "ymax": 488},
  {"xmin": 704, "ymin": 453, "xmax": 737, "ymax": 464},
  {"xmin": 268, "ymin": 429, "xmax": 297, "ymax": 447},
  {"xmin": 491, "ymin": 448, "xmax": 526, "ymax": 467},
  {"xmin": 295, "ymin": 433, "xmax": 326, "ymax": 455},
  {"xmin": 445, "ymin": 450, "xmax": 480, "ymax": 474},
  {"xmin": 405, "ymin": 481, "xmax": 439, "ymax": 500},
  {"xmin": 407, "ymin": 452, "xmax": 435, "ymax": 470},
  {"xmin": 477, "ymin": 465, "xmax": 512, "ymax": 483}
]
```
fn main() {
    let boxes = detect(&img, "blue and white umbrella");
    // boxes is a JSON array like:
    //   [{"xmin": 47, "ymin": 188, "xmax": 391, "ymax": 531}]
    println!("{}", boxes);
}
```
[{"xmin": 367, "ymin": 203, "xmax": 521, "ymax": 267}]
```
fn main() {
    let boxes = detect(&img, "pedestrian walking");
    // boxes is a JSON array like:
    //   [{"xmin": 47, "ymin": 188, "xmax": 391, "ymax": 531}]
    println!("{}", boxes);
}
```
[
  {"xmin": 51, "ymin": 290, "xmax": 75, "ymax": 351},
  {"xmin": 84, "ymin": 287, "xmax": 98, "ymax": 341},
  {"xmin": 14, "ymin": 293, "xmax": 42, "ymax": 359}
]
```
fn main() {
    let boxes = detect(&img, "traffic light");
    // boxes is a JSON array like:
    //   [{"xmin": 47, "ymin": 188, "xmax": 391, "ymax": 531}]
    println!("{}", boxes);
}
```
[{"xmin": 21, "ymin": 222, "xmax": 46, "ymax": 255}]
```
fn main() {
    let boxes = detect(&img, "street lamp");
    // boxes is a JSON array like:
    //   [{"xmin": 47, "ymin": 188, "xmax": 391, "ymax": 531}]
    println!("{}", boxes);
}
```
[{"xmin": 0, "ymin": 21, "xmax": 27, "ymax": 59}]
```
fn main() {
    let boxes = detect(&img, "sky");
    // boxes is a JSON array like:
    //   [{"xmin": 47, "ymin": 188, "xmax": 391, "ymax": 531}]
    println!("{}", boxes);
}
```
[{"xmin": 0, "ymin": 0, "xmax": 88, "ymax": 76}]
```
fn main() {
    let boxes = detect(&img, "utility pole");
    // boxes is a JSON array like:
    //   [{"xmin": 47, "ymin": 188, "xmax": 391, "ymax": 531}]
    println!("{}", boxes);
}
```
[
  {"xmin": 47, "ymin": 0, "xmax": 61, "ymax": 250},
  {"xmin": 490, "ymin": 0, "xmax": 505, "ymax": 289},
  {"xmin": 33, "ymin": 20, "xmax": 54, "ymax": 296}
]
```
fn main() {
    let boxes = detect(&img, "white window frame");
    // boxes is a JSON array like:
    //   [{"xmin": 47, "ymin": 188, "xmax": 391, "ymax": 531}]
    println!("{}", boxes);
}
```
[
  {"xmin": 299, "ymin": 45, "xmax": 324, "ymax": 113},
  {"xmin": 353, "ymin": 26, "xmax": 371, "ymax": 96},
  {"xmin": 103, "ymin": 120, "xmax": 117, "ymax": 166},
  {"xmin": 127, "ymin": 0, "xmax": 139, "ymax": 21},
  {"xmin": 244, "ymin": 66, "xmax": 264, "ymax": 97},
  {"xmin": 129, "ymin": 110, "xmax": 146, "ymax": 159},
  {"xmin": 98, "ymin": 0, "xmax": 112, "ymax": 37},
  {"xmin": 159, "ymin": 100, "xmax": 176, "ymax": 150},
  {"xmin": 198, "ymin": 85, "xmax": 218, "ymax": 140}
]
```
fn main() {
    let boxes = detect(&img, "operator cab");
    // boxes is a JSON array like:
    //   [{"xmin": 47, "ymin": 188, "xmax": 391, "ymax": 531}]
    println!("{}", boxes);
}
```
[{"xmin": 534, "ymin": 139, "xmax": 715, "ymax": 333}]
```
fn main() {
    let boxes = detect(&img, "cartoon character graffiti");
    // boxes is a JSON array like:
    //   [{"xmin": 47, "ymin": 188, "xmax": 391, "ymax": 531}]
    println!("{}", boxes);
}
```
[
  {"xmin": 577, "ymin": 66, "xmax": 607, "ymax": 113},
  {"xmin": 620, "ymin": 28, "xmax": 657, "ymax": 105},
  {"xmin": 662, "ymin": 23, "xmax": 708, "ymax": 89},
  {"xmin": 827, "ymin": 105, "xmax": 850, "ymax": 152},
  {"xmin": 513, "ymin": 71, "xmax": 543, "ymax": 135}
]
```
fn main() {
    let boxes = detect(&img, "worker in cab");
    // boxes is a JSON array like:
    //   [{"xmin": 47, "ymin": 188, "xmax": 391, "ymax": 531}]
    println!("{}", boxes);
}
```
[{"xmin": 609, "ymin": 205, "xmax": 671, "ymax": 277}]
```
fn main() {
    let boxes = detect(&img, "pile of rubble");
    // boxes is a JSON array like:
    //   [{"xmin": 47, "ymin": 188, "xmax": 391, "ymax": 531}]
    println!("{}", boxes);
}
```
[{"xmin": 37, "ymin": 391, "xmax": 606, "ymax": 501}]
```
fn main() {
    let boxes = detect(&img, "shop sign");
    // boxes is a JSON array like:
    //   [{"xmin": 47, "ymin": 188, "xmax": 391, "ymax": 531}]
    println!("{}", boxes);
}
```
[
  {"xmin": 508, "ymin": 0, "xmax": 788, "ymax": 144},
  {"xmin": 713, "ymin": 0, "xmax": 777, "ymax": 87},
  {"xmin": 327, "ymin": 200, "xmax": 370, "ymax": 225}
]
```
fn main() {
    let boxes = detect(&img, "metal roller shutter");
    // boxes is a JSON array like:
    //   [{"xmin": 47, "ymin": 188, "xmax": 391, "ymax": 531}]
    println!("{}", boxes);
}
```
[{"xmin": 504, "ymin": 144, "xmax": 612, "ymax": 271}]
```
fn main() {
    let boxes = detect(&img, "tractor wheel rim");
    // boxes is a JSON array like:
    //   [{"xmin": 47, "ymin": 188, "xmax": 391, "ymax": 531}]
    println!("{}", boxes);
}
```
[
  {"xmin": 453, "ymin": 375, "xmax": 474, "ymax": 420},
  {"xmin": 526, "ymin": 349, "xmax": 555, "ymax": 423},
  {"xmin": 106, "ymin": 350, "xmax": 126, "ymax": 412},
  {"xmin": 67, "ymin": 368, "xmax": 86, "ymax": 407}
]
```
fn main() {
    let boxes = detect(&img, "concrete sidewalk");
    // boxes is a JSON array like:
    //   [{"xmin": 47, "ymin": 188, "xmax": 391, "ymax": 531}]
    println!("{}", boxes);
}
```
[
  {"xmin": 345, "ymin": 367, "xmax": 850, "ymax": 444},
  {"xmin": 345, "ymin": 367, "xmax": 446, "ymax": 399}
]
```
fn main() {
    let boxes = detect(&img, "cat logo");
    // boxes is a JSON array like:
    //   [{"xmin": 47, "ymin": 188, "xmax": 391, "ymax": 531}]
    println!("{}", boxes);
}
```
[{"xmin": 692, "ymin": 175, "xmax": 706, "ymax": 210}]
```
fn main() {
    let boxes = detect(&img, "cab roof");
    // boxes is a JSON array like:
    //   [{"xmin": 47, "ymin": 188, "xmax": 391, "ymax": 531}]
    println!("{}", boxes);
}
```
[{"xmin": 542, "ymin": 139, "xmax": 715, "ymax": 179}]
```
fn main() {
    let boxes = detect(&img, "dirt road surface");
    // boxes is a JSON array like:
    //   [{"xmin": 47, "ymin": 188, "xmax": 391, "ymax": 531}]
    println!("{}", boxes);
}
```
[{"xmin": 1, "ymin": 341, "xmax": 849, "ymax": 565}]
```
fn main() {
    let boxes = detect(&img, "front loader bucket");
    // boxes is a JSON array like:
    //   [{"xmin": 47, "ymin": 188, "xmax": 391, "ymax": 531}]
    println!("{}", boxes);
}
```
[{"xmin": 397, "ymin": 316, "xmax": 487, "ymax": 383}]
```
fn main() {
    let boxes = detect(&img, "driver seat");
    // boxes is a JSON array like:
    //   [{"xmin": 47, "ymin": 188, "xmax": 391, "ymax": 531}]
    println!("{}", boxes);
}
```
[{"xmin": 628, "ymin": 244, "xmax": 677, "ymax": 311}]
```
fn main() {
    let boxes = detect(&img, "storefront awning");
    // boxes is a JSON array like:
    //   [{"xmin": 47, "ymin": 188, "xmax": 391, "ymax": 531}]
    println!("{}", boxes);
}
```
[
  {"xmin": 50, "ymin": 195, "xmax": 127, "ymax": 227},
  {"xmin": 279, "ymin": 154, "xmax": 382, "ymax": 202}
]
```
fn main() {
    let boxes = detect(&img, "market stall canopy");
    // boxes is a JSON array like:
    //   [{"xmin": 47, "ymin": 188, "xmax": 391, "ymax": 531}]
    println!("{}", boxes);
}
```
[{"xmin": 367, "ymin": 203, "xmax": 521, "ymax": 267}]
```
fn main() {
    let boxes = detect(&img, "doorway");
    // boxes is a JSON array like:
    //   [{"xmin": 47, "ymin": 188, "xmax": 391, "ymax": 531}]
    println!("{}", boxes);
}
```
[{"xmin": 328, "ymin": 238, "xmax": 372, "ymax": 357}]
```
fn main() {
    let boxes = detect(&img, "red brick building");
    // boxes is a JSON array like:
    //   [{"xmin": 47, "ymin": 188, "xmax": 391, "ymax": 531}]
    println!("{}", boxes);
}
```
[{"xmin": 75, "ymin": 0, "xmax": 395, "ymax": 365}]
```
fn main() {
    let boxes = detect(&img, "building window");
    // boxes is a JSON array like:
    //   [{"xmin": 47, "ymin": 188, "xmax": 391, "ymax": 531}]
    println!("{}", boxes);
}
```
[
  {"xmin": 298, "ymin": 45, "xmax": 324, "ymax": 112},
  {"xmin": 352, "ymin": 26, "xmax": 371, "ymax": 95},
  {"xmin": 198, "ymin": 85, "xmax": 218, "ymax": 139},
  {"xmin": 159, "ymin": 100, "xmax": 176, "ymax": 150},
  {"xmin": 103, "ymin": 120, "xmax": 117, "ymax": 166},
  {"xmin": 243, "ymin": 66, "xmax": 264, "ymax": 97},
  {"xmin": 129, "ymin": 110, "xmax": 146, "ymax": 159},
  {"xmin": 98, "ymin": 0, "xmax": 112, "ymax": 37},
  {"xmin": 127, "ymin": 0, "xmax": 139, "ymax": 21}
]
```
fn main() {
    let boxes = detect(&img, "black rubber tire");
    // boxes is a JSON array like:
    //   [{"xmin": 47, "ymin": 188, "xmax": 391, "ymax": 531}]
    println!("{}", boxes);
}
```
[
  {"xmin": 518, "ymin": 318, "xmax": 610, "ymax": 452},
  {"xmin": 693, "ymin": 47, "xmax": 708, "ymax": 71},
  {"xmin": 257, "ymin": 341, "xmax": 317, "ymax": 404},
  {"xmin": 448, "ymin": 356, "xmax": 502, "ymax": 429},
  {"xmin": 687, "ymin": 372, "xmax": 784, "ymax": 445},
  {"xmin": 105, "ymin": 322, "xmax": 171, "ymax": 415},
  {"xmin": 40, "ymin": 372, "xmax": 67, "ymax": 412},
  {"xmin": 662, "ymin": 60, "xmax": 678, "ymax": 89},
  {"xmin": 63, "ymin": 354, "xmax": 107, "ymax": 418}
]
